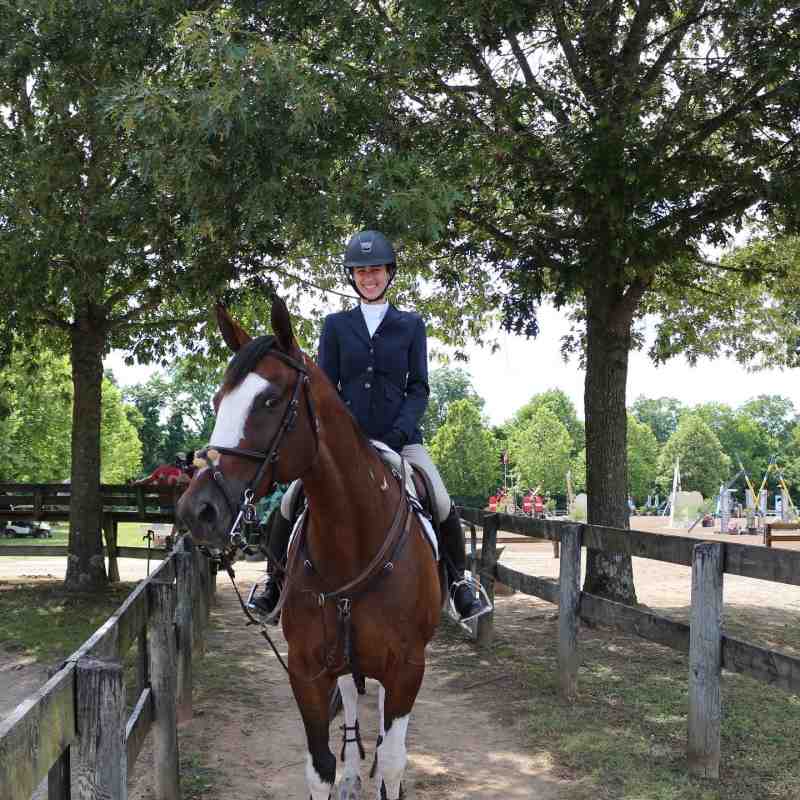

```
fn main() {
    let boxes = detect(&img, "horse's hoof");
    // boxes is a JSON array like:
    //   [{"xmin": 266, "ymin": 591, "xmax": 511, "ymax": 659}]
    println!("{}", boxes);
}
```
[
  {"xmin": 378, "ymin": 781, "xmax": 402, "ymax": 800},
  {"xmin": 336, "ymin": 775, "xmax": 362, "ymax": 800}
]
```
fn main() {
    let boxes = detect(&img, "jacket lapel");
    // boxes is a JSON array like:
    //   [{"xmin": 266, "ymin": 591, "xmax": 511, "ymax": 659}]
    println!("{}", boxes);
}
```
[
  {"xmin": 376, "ymin": 304, "xmax": 400, "ymax": 336},
  {"xmin": 346, "ymin": 306, "xmax": 372, "ymax": 345}
]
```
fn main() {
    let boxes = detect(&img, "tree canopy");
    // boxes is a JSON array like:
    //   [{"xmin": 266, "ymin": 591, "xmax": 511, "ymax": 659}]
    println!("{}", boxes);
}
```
[
  {"xmin": 657, "ymin": 415, "xmax": 732, "ymax": 500},
  {"xmin": 420, "ymin": 366, "xmax": 484, "ymax": 444},
  {"xmin": 508, "ymin": 406, "xmax": 573, "ymax": 496},
  {"xmin": 429, "ymin": 399, "xmax": 497, "ymax": 502}
]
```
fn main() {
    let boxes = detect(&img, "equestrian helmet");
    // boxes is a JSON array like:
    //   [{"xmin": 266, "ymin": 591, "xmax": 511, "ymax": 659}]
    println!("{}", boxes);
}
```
[
  {"xmin": 344, "ymin": 230, "xmax": 398, "ymax": 300},
  {"xmin": 344, "ymin": 230, "xmax": 396, "ymax": 269}
]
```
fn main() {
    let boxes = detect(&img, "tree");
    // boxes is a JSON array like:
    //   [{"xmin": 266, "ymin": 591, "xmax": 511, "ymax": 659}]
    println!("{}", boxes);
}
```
[
  {"xmin": 740, "ymin": 395, "xmax": 798, "ymax": 448},
  {"xmin": 1, "ymin": 1, "xmax": 380, "ymax": 589},
  {"xmin": 507, "ymin": 407, "xmax": 572, "ymax": 497},
  {"xmin": 657, "ymin": 416, "xmax": 732, "ymax": 501},
  {"xmin": 509, "ymin": 389, "xmax": 584, "ymax": 456},
  {"xmin": 242, "ymin": 0, "xmax": 800, "ymax": 604},
  {"xmin": 691, "ymin": 402, "xmax": 773, "ymax": 484},
  {"xmin": 0, "ymin": 351, "xmax": 141, "ymax": 482},
  {"xmin": 429, "ymin": 399, "xmax": 496, "ymax": 502},
  {"xmin": 627, "ymin": 416, "xmax": 660, "ymax": 504},
  {"xmin": 647, "ymin": 236, "xmax": 800, "ymax": 371},
  {"xmin": 420, "ymin": 366, "xmax": 484, "ymax": 444},
  {"xmin": 630, "ymin": 397, "xmax": 684, "ymax": 444}
]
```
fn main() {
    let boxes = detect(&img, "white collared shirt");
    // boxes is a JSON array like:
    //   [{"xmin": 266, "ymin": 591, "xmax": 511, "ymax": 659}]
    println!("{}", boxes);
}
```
[{"xmin": 360, "ymin": 302, "xmax": 389, "ymax": 337}]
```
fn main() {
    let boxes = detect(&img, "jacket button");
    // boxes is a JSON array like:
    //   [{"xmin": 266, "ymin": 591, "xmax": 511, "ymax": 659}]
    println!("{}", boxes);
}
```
[
  {"xmin": 367, "ymin": 366, "xmax": 373, "ymax": 372},
  {"xmin": 364, "ymin": 382, "xmax": 371, "ymax": 389}
]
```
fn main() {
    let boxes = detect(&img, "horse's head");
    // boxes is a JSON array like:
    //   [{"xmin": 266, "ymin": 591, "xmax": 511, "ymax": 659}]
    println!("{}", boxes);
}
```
[{"xmin": 177, "ymin": 296, "xmax": 318, "ymax": 549}]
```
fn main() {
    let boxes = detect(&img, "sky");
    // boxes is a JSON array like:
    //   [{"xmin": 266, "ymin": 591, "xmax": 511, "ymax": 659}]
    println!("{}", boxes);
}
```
[{"xmin": 104, "ymin": 299, "xmax": 800, "ymax": 428}]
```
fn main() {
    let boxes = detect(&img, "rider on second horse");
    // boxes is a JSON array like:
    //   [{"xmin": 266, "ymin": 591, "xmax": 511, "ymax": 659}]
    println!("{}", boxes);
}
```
[{"xmin": 252, "ymin": 229, "xmax": 484, "ymax": 622}]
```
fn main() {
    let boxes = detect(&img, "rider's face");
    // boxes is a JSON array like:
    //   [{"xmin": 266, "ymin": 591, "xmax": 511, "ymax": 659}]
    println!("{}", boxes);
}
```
[{"xmin": 352, "ymin": 265, "xmax": 390, "ymax": 303}]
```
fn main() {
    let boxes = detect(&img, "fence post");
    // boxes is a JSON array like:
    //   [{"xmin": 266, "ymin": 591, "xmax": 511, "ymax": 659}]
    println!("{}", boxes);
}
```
[
  {"xmin": 558, "ymin": 524, "xmax": 582, "ymax": 701},
  {"xmin": 476, "ymin": 513, "xmax": 498, "ymax": 648},
  {"xmin": 148, "ymin": 581, "xmax": 180, "ymax": 800},
  {"xmin": 175, "ymin": 542, "xmax": 195, "ymax": 724},
  {"xmin": 104, "ymin": 515, "xmax": 120, "ymax": 584},
  {"xmin": 688, "ymin": 541, "xmax": 723, "ymax": 779},
  {"xmin": 72, "ymin": 657, "xmax": 126, "ymax": 800},
  {"xmin": 47, "ymin": 666, "xmax": 70, "ymax": 800}
]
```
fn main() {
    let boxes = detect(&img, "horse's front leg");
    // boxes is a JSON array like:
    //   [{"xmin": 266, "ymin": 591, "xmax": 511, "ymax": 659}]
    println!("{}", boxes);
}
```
[
  {"xmin": 375, "ymin": 664, "xmax": 424, "ymax": 800},
  {"xmin": 291, "ymin": 671, "xmax": 338, "ymax": 800},
  {"xmin": 336, "ymin": 675, "xmax": 364, "ymax": 799}
]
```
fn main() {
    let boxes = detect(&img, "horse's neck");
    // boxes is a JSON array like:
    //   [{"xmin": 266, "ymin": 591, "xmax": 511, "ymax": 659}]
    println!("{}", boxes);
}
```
[{"xmin": 301, "ymin": 415, "xmax": 398, "ymax": 569}]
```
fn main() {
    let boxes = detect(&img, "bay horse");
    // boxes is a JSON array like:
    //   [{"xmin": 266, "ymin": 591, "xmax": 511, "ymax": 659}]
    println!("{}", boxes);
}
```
[{"xmin": 177, "ymin": 298, "xmax": 443, "ymax": 800}]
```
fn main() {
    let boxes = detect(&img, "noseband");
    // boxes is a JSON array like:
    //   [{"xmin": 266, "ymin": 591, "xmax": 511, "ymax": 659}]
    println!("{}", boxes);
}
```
[{"xmin": 196, "ymin": 348, "xmax": 319, "ymax": 554}]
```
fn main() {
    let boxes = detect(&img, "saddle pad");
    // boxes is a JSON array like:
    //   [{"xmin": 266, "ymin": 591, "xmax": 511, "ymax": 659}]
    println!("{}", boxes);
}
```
[{"xmin": 287, "ymin": 504, "xmax": 438, "ymax": 561}]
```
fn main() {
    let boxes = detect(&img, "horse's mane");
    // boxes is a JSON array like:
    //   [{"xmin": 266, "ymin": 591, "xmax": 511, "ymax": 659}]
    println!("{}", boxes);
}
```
[
  {"xmin": 224, "ymin": 335, "xmax": 377, "ymax": 456},
  {"xmin": 223, "ymin": 335, "xmax": 278, "ymax": 390}
]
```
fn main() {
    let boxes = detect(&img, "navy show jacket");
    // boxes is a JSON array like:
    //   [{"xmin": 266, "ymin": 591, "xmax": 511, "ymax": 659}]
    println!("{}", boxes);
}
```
[{"xmin": 317, "ymin": 305, "xmax": 429, "ymax": 445}]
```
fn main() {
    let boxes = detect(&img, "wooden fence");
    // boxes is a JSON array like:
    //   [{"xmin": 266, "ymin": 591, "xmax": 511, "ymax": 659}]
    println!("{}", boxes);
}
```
[
  {"xmin": 0, "ymin": 535, "xmax": 216, "ymax": 800},
  {"xmin": 458, "ymin": 508, "xmax": 800, "ymax": 780},
  {"xmin": 0, "ymin": 482, "xmax": 185, "ymax": 580}
]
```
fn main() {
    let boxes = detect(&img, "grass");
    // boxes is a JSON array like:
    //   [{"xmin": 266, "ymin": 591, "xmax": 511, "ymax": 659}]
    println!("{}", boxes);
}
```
[
  {"xmin": 0, "ymin": 580, "xmax": 139, "ymax": 665},
  {"xmin": 0, "ymin": 522, "xmax": 166, "ymax": 549},
  {"xmin": 474, "ymin": 608, "xmax": 800, "ymax": 800}
]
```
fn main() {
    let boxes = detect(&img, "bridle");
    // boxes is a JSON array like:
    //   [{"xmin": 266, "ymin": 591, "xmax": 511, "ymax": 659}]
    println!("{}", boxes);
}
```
[{"xmin": 196, "ymin": 346, "xmax": 319, "ymax": 556}]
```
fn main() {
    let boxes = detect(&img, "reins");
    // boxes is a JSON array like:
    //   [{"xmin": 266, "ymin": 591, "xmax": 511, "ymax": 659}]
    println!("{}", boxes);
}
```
[{"xmin": 194, "ymin": 340, "xmax": 417, "ymax": 688}]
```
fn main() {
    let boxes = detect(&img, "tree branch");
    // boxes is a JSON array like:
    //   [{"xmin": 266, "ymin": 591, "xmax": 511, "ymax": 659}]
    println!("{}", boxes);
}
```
[
  {"xmin": 505, "ymin": 30, "xmax": 570, "ymax": 126},
  {"xmin": 549, "ymin": 3, "xmax": 598, "ymax": 102}
]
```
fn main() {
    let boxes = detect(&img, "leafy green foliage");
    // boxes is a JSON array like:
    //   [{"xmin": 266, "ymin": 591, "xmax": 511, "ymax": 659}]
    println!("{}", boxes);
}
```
[
  {"xmin": 420, "ymin": 366, "xmax": 484, "ymax": 444},
  {"xmin": 656, "ymin": 415, "xmax": 732, "ymax": 499},
  {"xmin": 508, "ymin": 407, "xmax": 573, "ymax": 496},
  {"xmin": 429, "ymin": 399, "xmax": 497, "ymax": 501},
  {"xmin": 630, "ymin": 396, "xmax": 684, "ymax": 444},
  {"xmin": 627, "ymin": 416, "xmax": 660, "ymax": 504},
  {"xmin": 508, "ymin": 389, "xmax": 584, "ymax": 456},
  {"xmin": 0, "ymin": 351, "xmax": 141, "ymax": 482}
]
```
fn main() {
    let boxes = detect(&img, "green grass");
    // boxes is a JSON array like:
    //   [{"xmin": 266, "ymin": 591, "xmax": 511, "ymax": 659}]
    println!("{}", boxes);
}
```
[
  {"xmin": 0, "ymin": 522, "xmax": 165, "ymax": 549},
  {"xmin": 0, "ymin": 580, "xmax": 139, "ymax": 664},
  {"xmin": 486, "ymin": 619, "xmax": 800, "ymax": 800}
]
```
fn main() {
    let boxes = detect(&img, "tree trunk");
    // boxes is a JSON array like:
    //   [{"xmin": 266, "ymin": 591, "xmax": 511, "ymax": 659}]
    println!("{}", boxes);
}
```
[
  {"xmin": 65, "ymin": 314, "xmax": 108, "ymax": 592},
  {"xmin": 582, "ymin": 284, "xmax": 637, "ymax": 604}
]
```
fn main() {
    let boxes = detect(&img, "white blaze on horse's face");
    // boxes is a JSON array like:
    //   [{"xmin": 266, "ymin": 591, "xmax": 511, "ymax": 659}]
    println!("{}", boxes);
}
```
[{"xmin": 209, "ymin": 373, "xmax": 271, "ymax": 455}]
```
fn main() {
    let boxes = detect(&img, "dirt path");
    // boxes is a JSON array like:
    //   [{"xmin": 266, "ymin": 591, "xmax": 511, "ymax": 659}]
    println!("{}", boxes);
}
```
[
  {"xmin": 128, "ymin": 561, "xmax": 571, "ymax": 800},
  {"xmin": 3, "ymin": 521, "xmax": 800, "ymax": 799}
]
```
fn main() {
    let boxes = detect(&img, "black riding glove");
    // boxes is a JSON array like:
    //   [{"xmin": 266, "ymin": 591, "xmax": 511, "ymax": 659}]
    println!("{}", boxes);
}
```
[{"xmin": 383, "ymin": 429, "xmax": 407, "ymax": 453}]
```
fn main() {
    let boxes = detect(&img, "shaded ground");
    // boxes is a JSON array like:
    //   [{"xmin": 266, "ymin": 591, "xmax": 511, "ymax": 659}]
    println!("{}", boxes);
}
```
[{"xmin": 2, "ymin": 520, "xmax": 799, "ymax": 799}]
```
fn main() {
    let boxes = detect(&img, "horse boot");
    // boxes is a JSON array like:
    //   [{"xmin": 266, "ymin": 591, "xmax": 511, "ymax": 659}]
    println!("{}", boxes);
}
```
[
  {"xmin": 248, "ymin": 510, "xmax": 293, "ymax": 618},
  {"xmin": 439, "ymin": 504, "xmax": 483, "ymax": 621}
]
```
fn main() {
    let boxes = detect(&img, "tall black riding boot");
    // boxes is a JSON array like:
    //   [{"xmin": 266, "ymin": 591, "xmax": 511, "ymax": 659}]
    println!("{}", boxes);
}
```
[
  {"xmin": 439, "ymin": 504, "xmax": 483, "ymax": 621},
  {"xmin": 249, "ymin": 510, "xmax": 293, "ymax": 617}
]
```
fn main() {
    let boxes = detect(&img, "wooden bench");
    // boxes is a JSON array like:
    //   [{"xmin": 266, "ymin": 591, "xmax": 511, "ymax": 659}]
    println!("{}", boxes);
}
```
[{"xmin": 764, "ymin": 521, "xmax": 800, "ymax": 548}]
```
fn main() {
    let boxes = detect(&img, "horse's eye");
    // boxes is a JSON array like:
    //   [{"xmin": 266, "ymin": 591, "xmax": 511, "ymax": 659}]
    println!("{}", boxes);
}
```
[{"xmin": 264, "ymin": 397, "xmax": 279, "ymax": 410}]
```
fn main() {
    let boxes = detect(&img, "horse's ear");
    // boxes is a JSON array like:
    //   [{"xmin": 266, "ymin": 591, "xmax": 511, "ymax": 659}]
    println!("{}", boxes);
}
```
[
  {"xmin": 270, "ymin": 296, "xmax": 297, "ymax": 352},
  {"xmin": 215, "ymin": 303, "xmax": 251, "ymax": 352}
]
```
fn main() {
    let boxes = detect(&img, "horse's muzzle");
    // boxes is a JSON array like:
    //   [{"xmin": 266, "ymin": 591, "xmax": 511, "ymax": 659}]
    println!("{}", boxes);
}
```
[{"xmin": 176, "ymin": 474, "xmax": 232, "ymax": 547}]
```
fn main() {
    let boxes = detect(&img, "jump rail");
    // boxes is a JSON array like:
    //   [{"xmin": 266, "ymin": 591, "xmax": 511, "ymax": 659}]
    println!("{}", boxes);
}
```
[
  {"xmin": 457, "ymin": 508, "xmax": 800, "ymax": 780},
  {"xmin": 0, "ymin": 535, "xmax": 216, "ymax": 800}
]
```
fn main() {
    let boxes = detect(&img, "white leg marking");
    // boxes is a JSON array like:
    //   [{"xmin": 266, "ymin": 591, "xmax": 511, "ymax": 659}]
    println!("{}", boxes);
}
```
[
  {"xmin": 338, "ymin": 675, "xmax": 362, "ymax": 784},
  {"xmin": 378, "ymin": 684, "xmax": 386, "ymax": 738},
  {"xmin": 376, "ymin": 714, "xmax": 409, "ymax": 800},
  {"xmin": 210, "ymin": 373, "xmax": 270, "ymax": 449},
  {"xmin": 306, "ymin": 753, "xmax": 333, "ymax": 800}
]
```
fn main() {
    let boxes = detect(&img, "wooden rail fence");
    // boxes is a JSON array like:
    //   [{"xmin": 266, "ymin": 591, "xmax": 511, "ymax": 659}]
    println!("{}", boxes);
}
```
[
  {"xmin": 458, "ymin": 508, "xmax": 800, "ymax": 780},
  {"xmin": 0, "ymin": 482, "xmax": 185, "ymax": 580},
  {"xmin": 0, "ymin": 535, "xmax": 216, "ymax": 800}
]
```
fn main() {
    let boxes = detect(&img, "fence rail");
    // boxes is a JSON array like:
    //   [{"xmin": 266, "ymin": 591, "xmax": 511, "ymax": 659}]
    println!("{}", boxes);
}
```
[
  {"xmin": 0, "ymin": 535, "xmax": 216, "ymax": 800},
  {"xmin": 457, "ymin": 508, "xmax": 800, "ymax": 780}
]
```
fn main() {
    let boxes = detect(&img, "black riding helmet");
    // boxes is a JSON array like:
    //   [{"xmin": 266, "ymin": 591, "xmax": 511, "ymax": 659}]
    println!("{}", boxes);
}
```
[{"xmin": 344, "ymin": 230, "xmax": 397, "ymax": 301}]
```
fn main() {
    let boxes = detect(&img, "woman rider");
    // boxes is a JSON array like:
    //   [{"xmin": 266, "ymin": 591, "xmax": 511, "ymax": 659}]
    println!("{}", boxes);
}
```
[{"xmin": 251, "ymin": 230, "xmax": 485, "ymax": 622}]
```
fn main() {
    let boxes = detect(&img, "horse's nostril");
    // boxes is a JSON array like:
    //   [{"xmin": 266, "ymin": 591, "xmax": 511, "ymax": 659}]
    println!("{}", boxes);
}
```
[{"xmin": 198, "ymin": 502, "xmax": 217, "ymax": 525}]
